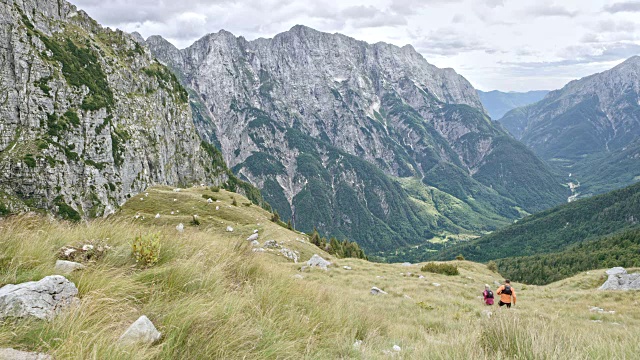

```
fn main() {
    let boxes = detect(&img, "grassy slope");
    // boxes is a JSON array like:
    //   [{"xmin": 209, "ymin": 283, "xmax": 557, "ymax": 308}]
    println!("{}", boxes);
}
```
[{"xmin": 1, "ymin": 186, "xmax": 640, "ymax": 359}]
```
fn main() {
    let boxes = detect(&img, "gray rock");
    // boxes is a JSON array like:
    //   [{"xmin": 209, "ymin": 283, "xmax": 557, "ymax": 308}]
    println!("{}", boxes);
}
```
[
  {"xmin": 370, "ymin": 287, "xmax": 387, "ymax": 295},
  {"xmin": 226, "ymin": 226, "xmax": 234, "ymax": 232},
  {"xmin": 606, "ymin": 267, "xmax": 627, "ymax": 276},
  {"xmin": 392, "ymin": 345, "xmax": 402, "ymax": 352},
  {"xmin": 279, "ymin": 248, "xmax": 299, "ymax": 263},
  {"xmin": 432, "ymin": 283, "xmax": 441, "ymax": 287},
  {"xmin": 176, "ymin": 223, "xmax": 184, "ymax": 232},
  {"xmin": 264, "ymin": 240, "xmax": 279, "ymax": 248},
  {"xmin": 343, "ymin": 266, "xmax": 352, "ymax": 270},
  {"xmin": 401, "ymin": 262, "xmax": 412, "ymax": 267},
  {"xmin": 118, "ymin": 315, "xmax": 161, "ymax": 346},
  {"xmin": 599, "ymin": 267, "xmax": 640, "ymax": 290},
  {"xmin": 246, "ymin": 233, "xmax": 259, "ymax": 242},
  {"xmin": 0, "ymin": 348, "xmax": 51, "ymax": 360},
  {"xmin": 54, "ymin": 260, "xmax": 85, "ymax": 274},
  {"xmin": 0, "ymin": 275, "xmax": 78, "ymax": 320},
  {"xmin": 250, "ymin": 240, "xmax": 260, "ymax": 247},
  {"xmin": 307, "ymin": 254, "xmax": 331, "ymax": 270}
]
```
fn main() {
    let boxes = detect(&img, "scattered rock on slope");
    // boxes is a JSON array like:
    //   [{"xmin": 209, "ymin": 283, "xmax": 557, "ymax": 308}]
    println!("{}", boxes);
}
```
[
  {"xmin": 307, "ymin": 254, "xmax": 331, "ymax": 270},
  {"xmin": 370, "ymin": 287, "xmax": 387, "ymax": 295},
  {"xmin": 54, "ymin": 260, "xmax": 85, "ymax": 274},
  {"xmin": 0, "ymin": 275, "xmax": 78, "ymax": 320},
  {"xmin": 118, "ymin": 315, "xmax": 162, "ymax": 346},
  {"xmin": 599, "ymin": 267, "xmax": 640, "ymax": 290},
  {"xmin": 0, "ymin": 348, "xmax": 51, "ymax": 360}
]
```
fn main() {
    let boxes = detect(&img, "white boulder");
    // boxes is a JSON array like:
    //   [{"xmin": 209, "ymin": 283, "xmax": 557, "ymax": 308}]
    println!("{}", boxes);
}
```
[
  {"xmin": 393, "ymin": 345, "xmax": 402, "ymax": 352},
  {"xmin": 226, "ymin": 226, "xmax": 234, "ymax": 232},
  {"xmin": 54, "ymin": 260, "xmax": 85, "ymax": 275},
  {"xmin": 0, "ymin": 348, "xmax": 51, "ymax": 360},
  {"xmin": 307, "ymin": 254, "xmax": 331, "ymax": 270},
  {"xmin": 0, "ymin": 276, "xmax": 78, "ymax": 320},
  {"xmin": 207, "ymin": 198, "xmax": 213, "ymax": 203},
  {"xmin": 176, "ymin": 223, "xmax": 184, "ymax": 233},
  {"xmin": 246, "ymin": 233, "xmax": 259, "ymax": 242},
  {"xmin": 118, "ymin": 315, "xmax": 161, "ymax": 346},
  {"xmin": 370, "ymin": 287, "xmax": 387, "ymax": 295},
  {"xmin": 154, "ymin": 213, "xmax": 160, "ymax": 219},
  {"xmin": 343, "ymin": 266, "xmax": 352, "ymax": 270}
]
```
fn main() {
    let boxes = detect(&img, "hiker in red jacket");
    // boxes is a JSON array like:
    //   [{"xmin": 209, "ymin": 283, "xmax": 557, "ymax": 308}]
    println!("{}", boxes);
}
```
[{"xmin": 482, "ymin": 284, "xmax": 494, "ymax": 305}]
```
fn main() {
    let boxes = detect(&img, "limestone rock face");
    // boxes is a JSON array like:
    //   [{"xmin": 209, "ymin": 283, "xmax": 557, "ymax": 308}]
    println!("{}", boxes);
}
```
[
  {"xmin": 146, "ymin": 26, "xmax": 566, "ymax": 249},
  {"xmin": 0, "ymin": 0, "xmax": 229, "ymax": 218},
  {"xmin": 0, "ymin": 275, "xmax": 78, "ymax": 320}
]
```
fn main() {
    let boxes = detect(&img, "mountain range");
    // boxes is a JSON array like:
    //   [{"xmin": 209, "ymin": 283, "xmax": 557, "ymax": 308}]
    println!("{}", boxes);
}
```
[
  {"xmin": 477, "ymin": 90, "xmax": 549, "ymax": 120},
  {"xmin": 144, "ymin": 27, "xmax": 567, "ymax": 253},
  {"xmin": 499, "ymin": 57, "xmax": 640, "ymax": 197}
]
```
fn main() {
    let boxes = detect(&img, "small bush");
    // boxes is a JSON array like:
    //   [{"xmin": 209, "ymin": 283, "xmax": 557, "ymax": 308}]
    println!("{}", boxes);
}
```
[
  {"xmin": 271, "ymin": 211, "xmax": 280, "ymax": 223},
  {"xmin": 190, "ymin": 215, "xmax": 200, "ymax": 226},
  {"xmin": 23, "ymin": 154, "xmax": 37, "ymax": 168},
  {"xmin": 420, "ymin": 262, "xmax": 459, "ymax": 276},
  {"xmin": 487, "ymin": 260, "xmax": 498, "ymax": 272},
  {"xmin": 231, "ymin": 197, "xmax": 238, "ymax": 206},
  {"xmin": 132, "ymin": 233, "xmax": 161, "ymax": 266},
  {"xmin": 455, "ymin": 254, "xmax": 465, "ymax": 261},
  {"xmin": 210, "ymin": 186, "xmax": 220, "ymax": 192}
]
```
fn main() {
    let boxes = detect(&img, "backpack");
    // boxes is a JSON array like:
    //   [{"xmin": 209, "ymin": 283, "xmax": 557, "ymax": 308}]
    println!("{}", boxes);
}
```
[
  {"xmin": 502, "ymin": 285, "xmax": 512, "ymax": 296},
  {"xmin": 485, "ymin": 290, "xmax": 494, "ymax": 299}
]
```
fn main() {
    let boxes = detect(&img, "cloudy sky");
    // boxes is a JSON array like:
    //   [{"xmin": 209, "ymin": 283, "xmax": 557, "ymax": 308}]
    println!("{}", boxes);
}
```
[{"xmin": 68, "ymin": 0, "xmax": 640, "ymax": 92}]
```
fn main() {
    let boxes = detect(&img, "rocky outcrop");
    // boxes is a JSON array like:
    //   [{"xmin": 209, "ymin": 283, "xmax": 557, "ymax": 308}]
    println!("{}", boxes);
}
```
[
  {"xmin": 0, "ymin": 0, "xmax": 232, "ymax": 219},
  {"xmin": 599, "ymin": 267, "xmax": 640, "ymax": 290},
  {"xmin": 146, "ymin": 26, "xmax": 567, "ymax": 251},
  {"xmin": 0, "ymin": 275, "xmax": 78, "ymax": 320}
]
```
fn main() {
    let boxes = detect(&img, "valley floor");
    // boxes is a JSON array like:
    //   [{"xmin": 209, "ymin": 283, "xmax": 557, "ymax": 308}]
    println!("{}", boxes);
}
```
[{"xmin": 1, "ymin": 187, "xmax": 639, "ymax": 359}]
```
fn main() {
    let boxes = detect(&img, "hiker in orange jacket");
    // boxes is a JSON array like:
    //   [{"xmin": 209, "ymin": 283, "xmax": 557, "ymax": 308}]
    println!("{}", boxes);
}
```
[{"xmin": 496, "ymin": 279, "xmax": 516, "ymax": 308}]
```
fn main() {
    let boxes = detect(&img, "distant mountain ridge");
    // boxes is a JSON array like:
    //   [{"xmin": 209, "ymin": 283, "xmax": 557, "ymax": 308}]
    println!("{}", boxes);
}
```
[
  {"xmin": 145, "ymin": 27, "xmax": 567, "ymax": 252},
  {"xmin": 499, "ymin": 57, "xmax": 640, "ymax": 197},
  {"xmin": 478, "ymin": 90, "xmax": 549, "ymax": 120}
]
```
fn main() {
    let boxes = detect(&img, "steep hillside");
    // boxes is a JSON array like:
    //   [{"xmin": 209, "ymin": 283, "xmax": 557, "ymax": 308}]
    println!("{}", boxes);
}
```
[
  {"xmin": 0, "ymin": 0, "xmax": 223, "ymax": 218},
  {"xmin": 1, "ymin": 186, "xmax": 640, "ymax": 359},
  {"xmin": 145, "ymin": 28, "xmax": 567, "ymax": 251},
  {"xmin": 478, "ymin": 90, "xmax": 548, "ymax": 119},
  {"xmin": 499, "ymin": 57, "xmax": 640, "ymax": 196},
  {"xmin": 497, "ymin": 228, "xmax": 640, "ymax": 285},
  {"xmin": 435, "ymin": 181, "xmax": 640, "ymax": 262}
]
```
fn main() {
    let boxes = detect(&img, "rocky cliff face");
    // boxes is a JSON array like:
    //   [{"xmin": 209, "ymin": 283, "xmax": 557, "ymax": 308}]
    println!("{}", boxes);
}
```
[
  {"xmin": 0, "ymin": 0, "xmax": 232, "ymax": 218},
  {"xmin": 500, "ymin": 57, "xmax": 640, "ymax": 196},
  {"xmin": 146, "ymin": 26, "xmax": 567, "ymax": 252}
]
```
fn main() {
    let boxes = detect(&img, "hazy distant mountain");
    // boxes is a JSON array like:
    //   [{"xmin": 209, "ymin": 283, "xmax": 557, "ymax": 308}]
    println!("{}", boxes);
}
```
[
  {"xmin": 478, "ymin": 90, "xmax": 549, "ymax": 120},
  {"xmin": 500, "ymin": 56, "xmax": 640, "ymax": 196}
]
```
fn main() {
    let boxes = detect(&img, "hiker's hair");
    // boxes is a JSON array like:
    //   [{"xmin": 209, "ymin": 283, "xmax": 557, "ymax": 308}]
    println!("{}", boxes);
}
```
[
  {"xmin": 485, "ymin": 284, "xmax": 490, "ymax": 289},
  {"xmin": 505, "ymin": 279, "xmax": 511, "ymax": 284}
]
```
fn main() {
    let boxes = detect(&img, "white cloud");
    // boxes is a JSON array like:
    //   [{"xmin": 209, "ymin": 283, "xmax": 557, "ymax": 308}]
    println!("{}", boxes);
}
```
[{"xmin": 67, "ymin": 0, "xmax": 640, "ymax": 92}]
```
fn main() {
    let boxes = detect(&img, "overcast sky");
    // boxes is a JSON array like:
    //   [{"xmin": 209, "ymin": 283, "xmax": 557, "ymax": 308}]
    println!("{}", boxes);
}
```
[{"xmin": 68, "ymin": 0, "xmax": 640, "ymax": 92}]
